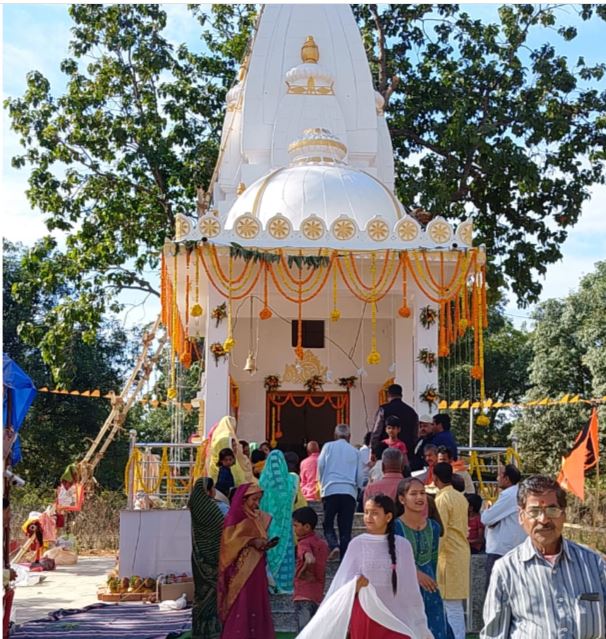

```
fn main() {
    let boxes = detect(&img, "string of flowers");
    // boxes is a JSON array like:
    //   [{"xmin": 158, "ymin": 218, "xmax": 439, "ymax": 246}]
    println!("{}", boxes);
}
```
[{"xmin": 211, "ymin": 302, "xmax": 227, "ymax": 327}]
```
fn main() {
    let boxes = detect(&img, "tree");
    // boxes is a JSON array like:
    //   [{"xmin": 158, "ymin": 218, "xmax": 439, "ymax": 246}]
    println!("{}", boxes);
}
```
[
  {"xmin": 5, "ymin": 4, "xmax": 606, "ymax": 379},
  {"xmin": 3, "ymin": 240, "xmax": 136, "ymax": 487},
  {"xmin": 513, "ymin": 261, "xmax": 606, "ymax": 473},
  {"xmin": 439, "ymin": 305, "xmax": 532, "ymax": 447}
]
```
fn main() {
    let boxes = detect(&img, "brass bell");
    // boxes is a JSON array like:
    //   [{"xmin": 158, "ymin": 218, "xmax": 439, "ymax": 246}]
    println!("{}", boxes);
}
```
[{"xmin": 243, "ymin": 352, "xmax": 257, "ymax": 374}]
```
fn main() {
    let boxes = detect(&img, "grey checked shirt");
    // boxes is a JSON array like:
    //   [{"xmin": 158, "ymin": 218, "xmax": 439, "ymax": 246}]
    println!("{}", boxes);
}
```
[{"xmin": 481, "ymin": 536, "xmax": 606, "ymax": 639}]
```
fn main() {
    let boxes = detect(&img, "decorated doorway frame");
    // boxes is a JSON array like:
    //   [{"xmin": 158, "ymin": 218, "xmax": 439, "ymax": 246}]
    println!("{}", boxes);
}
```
[{"xmin": 266, "ymin": 391, "xmax": 350, "ymax": 447}]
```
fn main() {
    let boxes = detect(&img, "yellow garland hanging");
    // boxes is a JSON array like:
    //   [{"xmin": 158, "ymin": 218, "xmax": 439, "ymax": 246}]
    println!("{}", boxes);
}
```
[
  {"xmin": 191, "ymin": 249, "xmax": 203, "ymax": 317},
  {"xmin": 260, "ymin": 263, "xmax": 272, "ymax": 319},
  {"xmin": 168, "ymin": 248, "xmax": 178, "ymax": 400},
  {"xmin": 367, "ymin": 252, "xmax": 381, "ymax": 365},
  {"xmin": 398, "ymin": 255, "xmax": 411, "ymax": 317},
  {"xmin": 331, "ymin": 265, "xmax": 340, "ymax": 321},
  {"xmin": 223, "ymin": 254, "xmax": 236, "ymax": 353}
]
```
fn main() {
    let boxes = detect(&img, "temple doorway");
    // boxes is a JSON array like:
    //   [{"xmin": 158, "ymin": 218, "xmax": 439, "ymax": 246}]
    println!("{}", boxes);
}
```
[{"xmin": 266, "ymin": 391, "xmax": 350, "ymax": 459}]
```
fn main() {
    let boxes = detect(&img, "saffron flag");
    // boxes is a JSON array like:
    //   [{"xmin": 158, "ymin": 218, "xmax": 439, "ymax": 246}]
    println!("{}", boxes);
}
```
[{"xmin": 557, "ymin": 407, "xmax": 600, "ymax": 501}]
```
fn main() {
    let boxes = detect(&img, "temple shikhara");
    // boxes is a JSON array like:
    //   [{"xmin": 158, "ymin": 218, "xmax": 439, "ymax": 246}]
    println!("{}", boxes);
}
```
[{"xmin": 161, "ymin": 4, "xmax": 487, "ymax": 452}]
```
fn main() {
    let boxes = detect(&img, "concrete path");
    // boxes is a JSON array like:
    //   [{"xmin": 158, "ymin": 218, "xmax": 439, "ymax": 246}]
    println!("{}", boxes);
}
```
[{"xmin": 12, "ymin": 556, "xmax": 115, "ymax": 625}]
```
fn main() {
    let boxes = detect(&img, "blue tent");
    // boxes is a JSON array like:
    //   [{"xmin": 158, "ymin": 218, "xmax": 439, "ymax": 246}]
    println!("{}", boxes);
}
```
[{"xmin": 3, "ymin": 354, "xmax": 37, "ymax": 465}]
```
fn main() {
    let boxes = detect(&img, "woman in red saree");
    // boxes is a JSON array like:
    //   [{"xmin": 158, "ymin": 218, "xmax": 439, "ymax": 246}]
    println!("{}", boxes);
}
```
[{"xmin": 218, "ymin": 483, "xmax": 276, "ymax": 639}]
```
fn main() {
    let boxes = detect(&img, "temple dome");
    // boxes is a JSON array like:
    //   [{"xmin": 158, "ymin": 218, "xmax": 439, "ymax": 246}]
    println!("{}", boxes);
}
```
[{"xmin": 225, "ymin": 129, "xmax": 404, "ymax": 231}]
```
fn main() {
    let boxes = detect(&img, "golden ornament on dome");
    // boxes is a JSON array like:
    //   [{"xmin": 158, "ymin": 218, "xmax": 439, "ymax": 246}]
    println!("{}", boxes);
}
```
[
  {"xmin": 268, "ymin": 216, "xmax": 291, "ymax": 239},
  {"xmin": 427, "ymin": 220, "xmax": 452, "ymax": 244},
  {"xmin": 332, "ymin": 219, "xmax": 356, "ymax": 241},
  {"xmin": 397, "ymin": 219, "xmax": 419, "ymax": 242},
  {"xmin": 302, "ymin": 217, "xmax": 325, "ymax": 240},
  {"xmin": 367, "ymin": 219, "xmax": 389, "ymax": 242},
  {"xmin": 198, "ymin": 217, "xmax": 220, "ymax": 238},
  {"xmin": 235, "ymin": 215, "xmax": 260, "ymax": 239}
]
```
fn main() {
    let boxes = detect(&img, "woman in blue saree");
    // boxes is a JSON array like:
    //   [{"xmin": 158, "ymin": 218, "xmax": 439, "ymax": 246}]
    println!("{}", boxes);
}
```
[{"xmin": 259, "ymin": 450, "xmax": 297, "ymax": 593}]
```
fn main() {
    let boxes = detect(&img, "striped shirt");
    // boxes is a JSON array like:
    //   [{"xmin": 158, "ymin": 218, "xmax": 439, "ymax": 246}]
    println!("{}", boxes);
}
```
[{"xmin": 481, "ymin": 536, "xmax": 606, "ymax": 639}]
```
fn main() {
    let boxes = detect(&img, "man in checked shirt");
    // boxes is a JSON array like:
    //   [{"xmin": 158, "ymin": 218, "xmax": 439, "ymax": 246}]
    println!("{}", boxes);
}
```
[{"xmin": 481, "ymin": 475, "xmax": 606, "ymax": 639}]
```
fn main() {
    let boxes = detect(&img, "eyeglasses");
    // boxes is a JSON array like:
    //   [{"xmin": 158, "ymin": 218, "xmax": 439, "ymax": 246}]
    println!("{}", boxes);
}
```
[{"xmin": 524, "ymin": 506, "xmax": 565, "ymax": 520}]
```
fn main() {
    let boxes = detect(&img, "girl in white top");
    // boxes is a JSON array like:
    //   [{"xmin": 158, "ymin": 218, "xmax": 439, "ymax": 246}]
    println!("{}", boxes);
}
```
[{"xmin": 296, "ymin": 493, "xmax": 433, "ymax": 639}]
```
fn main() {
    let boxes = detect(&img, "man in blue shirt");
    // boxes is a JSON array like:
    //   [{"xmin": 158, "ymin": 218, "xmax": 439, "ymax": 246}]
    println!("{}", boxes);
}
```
[
  {"xmin": 318, "ymin": 424, "xmax": 365, "ymax": 560},
  {"xmin": 430, "ymin": 413, "xmax": 458, "ymax": 460}
]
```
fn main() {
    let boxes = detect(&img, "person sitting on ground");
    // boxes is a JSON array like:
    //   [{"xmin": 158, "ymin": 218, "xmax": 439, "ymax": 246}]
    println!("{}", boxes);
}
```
[
  {"xmin": 215, "ymin": 448, "xmax": 236, "ymax": 498},
  {"xmin": 430, "ymin": 414, "xmax": 458, "ymax": 460},
  {"xmin": 383, "ymin": 415, "xmax": 410, "ymax": 467},
  {"xmin": 437, "ymin": 445, "xmax": 475, "ymax": 494},
  {"xmin": 292, "ymin": 506, "xmax": 329, "ymax": 633},
  {"xmin": 481, "ymin": 474, "xmax": 606, "ymax": 639},
  {"xmin": 300, "ymin": 441, "xmax": 321, "ymax": 501},
  {"xmin": 250, "ymin": 448, "xmax": 266, "ymax": 478},
  {"xmin": 466, "ymin": 493, "xmax": 484, "ymax": 554},
  {"xmin": 364, "ymin": 448, "xmax": 405, "ymax": 503}
]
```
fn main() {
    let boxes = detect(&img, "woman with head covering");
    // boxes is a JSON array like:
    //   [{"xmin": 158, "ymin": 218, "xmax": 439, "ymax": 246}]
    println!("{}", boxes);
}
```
[
  {"xmin": 259, "ymin": 450, "xmax": 297, "ymax": 593},
  {"xmin": 188, "ymin": 477, "xmax": 224, "ymax": 639},
  {"xmin": 217, "ymin": 483, "xmax": 276, "ymax": 638}
]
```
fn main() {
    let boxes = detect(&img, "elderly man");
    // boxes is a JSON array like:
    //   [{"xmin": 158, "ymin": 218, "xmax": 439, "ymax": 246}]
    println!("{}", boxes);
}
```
[
  {"xmin": 363, "ymin": 448, "xmax": 404, "ymax": 502},
  {"xmin": 481, "ymin": 464, "xmax": 526, "ymax": 582},
  {"xmin": 370, "ymin": 383, "xmax": 418, "ymax": 458},
  {"xmin": 318, "ymin": 424, "xmax": 365, "ymax": 560},
  {"xmin": 437, "ymin": 445, "xmax": 475, "ymax": 494},
  {"xmin": 482, "ymin": 475, "xmax": 606, "ymax": 639},
  {"xmin": 300, "ymin": 441, "xmax": 321, "ymax": 501}
]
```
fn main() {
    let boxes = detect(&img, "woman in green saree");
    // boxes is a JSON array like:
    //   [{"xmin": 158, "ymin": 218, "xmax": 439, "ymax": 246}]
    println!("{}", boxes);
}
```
[{"xmin": 188, "ymin": 477, "xmax": 224, "ymax": 639}]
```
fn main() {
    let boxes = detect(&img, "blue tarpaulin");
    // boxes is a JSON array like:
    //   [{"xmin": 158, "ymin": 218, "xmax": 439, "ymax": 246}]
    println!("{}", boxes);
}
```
[{"xmin": 3, "ymin": 354, "xmax": 37, "ymax": 465}]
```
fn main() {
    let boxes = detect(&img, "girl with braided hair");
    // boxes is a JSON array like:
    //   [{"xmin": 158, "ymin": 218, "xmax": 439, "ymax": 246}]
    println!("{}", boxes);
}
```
[{"xmin": 297, "ymin": 493, "xmax": 433, "ymax": 639}]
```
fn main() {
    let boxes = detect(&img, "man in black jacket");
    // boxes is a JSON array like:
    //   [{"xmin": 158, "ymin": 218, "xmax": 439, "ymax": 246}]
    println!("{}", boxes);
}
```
[{"xmin": 370, "ymin": 384, "xmax": 418, "ymax": 458}]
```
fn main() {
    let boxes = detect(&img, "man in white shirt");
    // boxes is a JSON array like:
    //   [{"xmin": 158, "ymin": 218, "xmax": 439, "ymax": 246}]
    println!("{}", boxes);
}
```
[
  {"xmin": 318, "ymin": 424, "xmax": 365, "ymax": 560},
  {"xmin": 481, "ymin": 464, "xmax": 527, "ymax": 581}
]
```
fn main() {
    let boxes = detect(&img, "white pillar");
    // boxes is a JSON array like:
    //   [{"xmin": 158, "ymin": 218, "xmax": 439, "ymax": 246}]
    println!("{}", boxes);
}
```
[
  {"xmin": 203, "ymin": 285, "xmax": 230, "ymax": 434},
  {"xmin": 412, "ymin": 290, "xmax": 439, "ymax": 416},
  {"xmin": 394, "ymin": 302, "xmax": 414, "ymax": 408}
]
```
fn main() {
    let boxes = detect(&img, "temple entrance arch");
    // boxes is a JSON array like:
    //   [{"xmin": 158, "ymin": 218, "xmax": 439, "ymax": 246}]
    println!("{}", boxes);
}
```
[{"xmin": 266, "ymin": 391, "xmax": 350, "ymax": 459}]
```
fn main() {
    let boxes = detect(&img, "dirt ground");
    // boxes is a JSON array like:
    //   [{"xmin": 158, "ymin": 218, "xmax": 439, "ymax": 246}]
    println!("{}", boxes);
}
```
[{"xmin": 12, "ymin": 556, "xmax": 116, "ymax": 625}]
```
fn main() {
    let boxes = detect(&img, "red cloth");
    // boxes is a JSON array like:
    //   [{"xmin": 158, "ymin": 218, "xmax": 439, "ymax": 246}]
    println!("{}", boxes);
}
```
[
  {"xmin": 3, "ymin": 588, "xmax": 14, "ymax": 637},
  {"xmin": 467, "ymin": 514, "xmax": 485, "ymax": 552},
  {"xmin": 383, "ymin": 438, "xmax": 408, "ymax": 455},
  {"xmin": 364, "ymin": 472, "xmax": 404, "ymax": 503},
  {"xmin": 300, "ymin": 453, "xmax": 320, "ymax": 501},
  {"xmin": 294, "ymin": 532, "xmax": 329, "ymax": 604},
  {"xmin": 349, "ymin": 596, "xmax": 411, "ymax": 639}
]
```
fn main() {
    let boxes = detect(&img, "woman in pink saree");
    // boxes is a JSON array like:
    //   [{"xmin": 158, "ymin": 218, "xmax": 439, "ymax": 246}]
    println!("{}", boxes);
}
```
[{"xmin": 218, "ymin": 483, "xmax": 276, "ymax": 638}]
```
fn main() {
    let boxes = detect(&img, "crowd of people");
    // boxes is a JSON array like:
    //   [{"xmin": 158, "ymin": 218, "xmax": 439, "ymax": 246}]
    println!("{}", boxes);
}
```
[{"xmin": 188, "ymin": 386, "xmax": 606, "ymax": 639}]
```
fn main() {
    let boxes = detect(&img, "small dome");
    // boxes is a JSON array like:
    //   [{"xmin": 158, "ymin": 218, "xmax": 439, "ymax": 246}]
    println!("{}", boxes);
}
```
[
  {"xmin": 225, "ymin": 129, "xmax": 404, "ymax": 232},
  {"xmin": 285, "ymin": 35, "xmax": 335, "ymax": 95}
]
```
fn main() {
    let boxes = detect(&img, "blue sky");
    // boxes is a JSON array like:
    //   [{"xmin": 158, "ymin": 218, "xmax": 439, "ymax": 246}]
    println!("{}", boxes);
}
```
[{"xmin": 2, "ymin": 4, "xmax": 605, "ymax": 328}]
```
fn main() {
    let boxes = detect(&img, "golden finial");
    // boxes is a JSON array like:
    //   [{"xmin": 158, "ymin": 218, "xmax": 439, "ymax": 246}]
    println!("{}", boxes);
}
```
[
  {"xmin": 236, "ymin": 182, "xmax": 247, "ymax": 195},
  {"xmin": 301, "ymin": 36, "xmax": 319, "ymax": 64}
]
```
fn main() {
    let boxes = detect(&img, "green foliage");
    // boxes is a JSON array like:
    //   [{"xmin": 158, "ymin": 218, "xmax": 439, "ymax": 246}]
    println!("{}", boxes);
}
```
[
  {"xmin": 4, "ymin": 4, "xmax": 606, "ymax": 382},
  {"xmin": 355, "ymin": 4, "xmax": 606, "ymax": 304},
  {"xmin": 3, "ymin": 240, "xmax": 135, "ymax": 488},
  {"xmin": 513, "ymin": 261, "xmax": 606, "ymax": 472},
  {"xmin": 440, "ymin": 305, "xmax": 532, "ymax": 446}
]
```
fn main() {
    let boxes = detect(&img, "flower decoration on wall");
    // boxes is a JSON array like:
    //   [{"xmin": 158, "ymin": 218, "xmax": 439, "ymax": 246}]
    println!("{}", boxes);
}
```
[
  {"xmin": 210, "ymin": 342, "xmax": 227, "ymax": 366},
  {"xmin": 211, "ymin": 302, "xmax": 227, "ymax": 327},
  {"xmin": 419, "ymin": 385, "xmax": 440, "ymax": 409},
  {"xmin": 417, "ymin": 349, "xmax": 437, "ymax": 372},
  {"xmin": 304, "ymin": 375, "xmax": 324, "ymax": 393},
  {"xmin": 420, "ymin": 305, "xmax": 438, "ymax": 329},
  {"xmin": 264, "ymin": 375, "xmax": 281, "ymax": 392},
  {"xmin": 337, "ymin": 376, "xmax": 357, "ymax": 390}
]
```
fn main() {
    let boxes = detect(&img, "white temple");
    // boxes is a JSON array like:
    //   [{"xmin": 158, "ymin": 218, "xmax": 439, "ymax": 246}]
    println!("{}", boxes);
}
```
[{"xmin": 163, "ymin": 4, "xmax": 483, "ymax": 452}]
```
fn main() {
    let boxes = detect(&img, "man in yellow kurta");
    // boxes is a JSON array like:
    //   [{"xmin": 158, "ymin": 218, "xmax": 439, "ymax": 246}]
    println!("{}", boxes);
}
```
[{"xmin": 434, "ymin": 461, "xmax": 471, "ymax": 639}]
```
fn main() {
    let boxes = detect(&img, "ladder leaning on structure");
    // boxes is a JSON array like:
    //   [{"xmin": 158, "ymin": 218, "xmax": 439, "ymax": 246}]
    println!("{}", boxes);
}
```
[{"xmin": 77, "ymin": 314, "xmax": 167, "ymax": 490}]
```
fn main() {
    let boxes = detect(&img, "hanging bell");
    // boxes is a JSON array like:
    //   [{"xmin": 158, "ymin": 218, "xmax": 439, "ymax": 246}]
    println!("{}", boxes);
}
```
[{"xmin": 243, "ymin": 352, "xmax": 257, "ymax": 374}]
